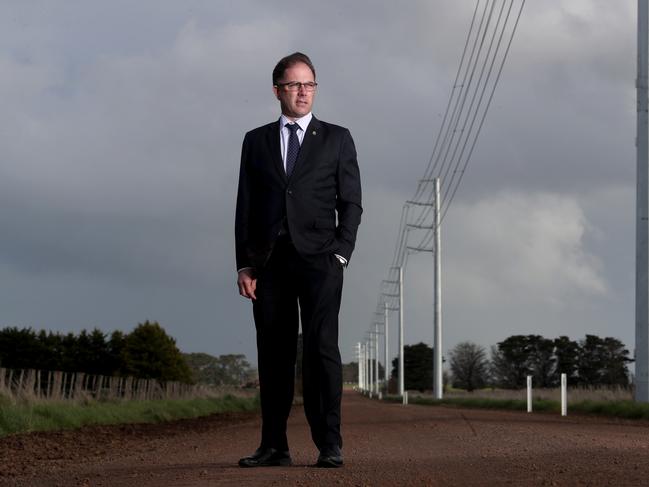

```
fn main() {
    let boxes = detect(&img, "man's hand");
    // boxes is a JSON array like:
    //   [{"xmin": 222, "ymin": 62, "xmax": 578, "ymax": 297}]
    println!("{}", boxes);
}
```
[{"xmin": 237, "ymin": 268, "xmax": 257, "ymax": 300}]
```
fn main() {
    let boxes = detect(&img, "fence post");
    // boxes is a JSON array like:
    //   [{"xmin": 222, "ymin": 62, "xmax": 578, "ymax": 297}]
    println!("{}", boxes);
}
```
[
  {"xmin": 561, "ymin": 373, "xmax": 567, "ymax": 416},
  {"xmin": 75, "ymin": 373, "xmax": 84, "ymax": 399},
  {"xmin": 106, "ymin": 376, "xmax": 113, "ymax": 400},
  {"xmin": 95, "ymin": 375, "xmax": 102, "ymax": 399},
  {"xmin": 21, "ymin": 369, "xmax": 35, "ymax": 400},
  {"xmin": 70, "ymin": 373, "xmax": 77, "ymax": 399},
  {"xmin": 65, "ymin": 372, "xmax": 70, "ymax": 399},
  {"xmin": 526, "ymin": 375, "xmax": 533, "ymax": 413},
  {"xmin": 16, "ymin": 369, "xmax": 24, "ymax": 397},
  {"xmin": 125, "ymin": 377, "xmax": 133, "ymax": 400},
  {"xmin": 0, "ymin": 367, "xmax": 202, "ymax": 403},
  {"xmin": 51, "ymin": 371, "xmax": 61, "ymax": 400}
]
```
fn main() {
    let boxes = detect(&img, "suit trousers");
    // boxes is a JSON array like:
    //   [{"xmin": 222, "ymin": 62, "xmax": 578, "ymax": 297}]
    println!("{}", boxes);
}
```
[{"xmin": 252, "ymin": 237, "xmax": 344, "ymax": 452}]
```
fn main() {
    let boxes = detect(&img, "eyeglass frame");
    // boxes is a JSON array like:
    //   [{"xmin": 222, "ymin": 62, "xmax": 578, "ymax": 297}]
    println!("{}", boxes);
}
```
[{"xmin": 274, "ymin": 81, "xmax": 318, "ymax": 92}]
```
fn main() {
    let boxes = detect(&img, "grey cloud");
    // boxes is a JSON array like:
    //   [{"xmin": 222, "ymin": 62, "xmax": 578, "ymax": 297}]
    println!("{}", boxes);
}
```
[{"xmin": 0, "ymin": 1, "xmax": 640, "ymax": 365}]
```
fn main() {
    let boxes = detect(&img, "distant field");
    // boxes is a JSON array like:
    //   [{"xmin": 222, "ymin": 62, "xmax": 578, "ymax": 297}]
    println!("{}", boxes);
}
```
[
  {"xmin": 377, "ymin": 386, "xmax": 649, "ymax": 420},
  {"xmin": 443, "ymin": 385, "xmax": 633, "ymax": 403}
]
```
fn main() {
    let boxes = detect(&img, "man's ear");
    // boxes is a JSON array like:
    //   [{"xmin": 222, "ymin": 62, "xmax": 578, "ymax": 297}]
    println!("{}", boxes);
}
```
[{"xmin": 272, "ymin": 86, "xmax": 280, "ymax": 100}]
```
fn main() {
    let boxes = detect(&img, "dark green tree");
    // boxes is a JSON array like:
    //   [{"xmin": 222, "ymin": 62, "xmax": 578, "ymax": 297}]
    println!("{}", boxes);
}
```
[
  {"xmin": 390, "ymin": 342, "xmax": 433, "ymax": 392},
  {"xmin": 59, "ymin": 332, "xmax": 79, "ymax": 372},
  {"xmin": 184, "ymin": 353, "xmax": 253, "ymax": 386},
  {"xmin": 73, "ymin": 330, "xmax": 94, "ymax": 373},
  {"xmin": 107, "ymin": 330, "xmax": 127, "ymax": 376},
  {"xmin": 490, "ymin": 336, "xmax": 531, "ymax": 388},
  {"xmin": 0, "ymin": 327, "xmax": 40, "ymax": 369},
  {"xmin": 491, "ymin": 335, "xmax": 556, "ymax": 388},
  {"xmin": 87, "ymin": 328, "xmax": 111, "ymax": 375},
  {"xmin": 36, "ymin": 330, "xmax": 59, "ymax": 371},
  {"xmin": 216, "ymin": 354, "xmax": 252, "ymax": 385},
  {"xmin": 342, "ymin": 361, "xmax": 358, "ymax": 384},
  {"xmin": 578, "ymin": 335, "xmax": 632, "ymax": 386},
  {"xmin": 528, "ymin": 336, "xmax": 556, "ymax": 387},
  {"xmin": 449, "ymin": 341, "xmax": 489, "ymax": 391},
  {"xmin": 122, "ymin": 321, "xmax": 193, "ymax": 382},
  {"xmin": 553, "ymin": 336, "xmax": 580, "ymax": 383}
]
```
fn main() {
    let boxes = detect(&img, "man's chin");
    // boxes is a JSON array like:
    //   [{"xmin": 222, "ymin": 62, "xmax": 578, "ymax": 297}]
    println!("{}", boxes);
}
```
[{"xmin": 294, "ymin": 106, "xmax": 311, "ymax": 116}]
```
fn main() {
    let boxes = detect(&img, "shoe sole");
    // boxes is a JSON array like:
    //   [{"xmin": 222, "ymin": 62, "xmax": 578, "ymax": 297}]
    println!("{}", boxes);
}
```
[
  {"xmin": 239, "ymin": 458, "xmax": 292, "ymax": 468},
  {"xmin": 316, "ymin": 459, "xmax": 343, "ymax": 468}
]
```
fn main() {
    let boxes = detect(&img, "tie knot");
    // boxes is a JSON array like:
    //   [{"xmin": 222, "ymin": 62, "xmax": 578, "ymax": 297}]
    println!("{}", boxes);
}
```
[{"xmin": 285, "ymin": 123, "xmax": 300, "ymax": 134}]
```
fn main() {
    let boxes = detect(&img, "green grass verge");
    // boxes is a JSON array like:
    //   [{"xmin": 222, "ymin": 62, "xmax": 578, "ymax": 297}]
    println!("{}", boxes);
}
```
[
  {"xmin": 380, "ymin": 394, "xmax": 649, "ymax": 420},
  {"xmin": 383, "ymin": 395, "xmax": 556, "ymax": 412},
  {"xmin": 570, "ymin": 400, "xmax": 649, "ymax": 420},
  {"xmin": 0, "ymin": 394, "xmax": 259, "ymax": 437}
]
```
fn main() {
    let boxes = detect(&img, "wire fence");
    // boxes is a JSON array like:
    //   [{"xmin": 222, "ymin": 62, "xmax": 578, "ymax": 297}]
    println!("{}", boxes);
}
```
[{"xmin": 0, "ymin": 367, "xmax": 211, "ymax": 402}]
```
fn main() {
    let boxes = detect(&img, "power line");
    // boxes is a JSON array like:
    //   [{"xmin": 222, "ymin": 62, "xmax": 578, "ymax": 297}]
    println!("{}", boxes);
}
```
[
  {"xmin": 410, "ymin": 0, "xmax": 482, "ymax": 205},
  {"xmin": 366, "ymin": 0, "xmax": 525, "ymax": 361},
  {"xmin": 442, "ymin": 0, "xmax": 526, "ymax": 221},
  {"xmin": 415, "ymin": 0, "xmax": 525, "ymax": 250}
]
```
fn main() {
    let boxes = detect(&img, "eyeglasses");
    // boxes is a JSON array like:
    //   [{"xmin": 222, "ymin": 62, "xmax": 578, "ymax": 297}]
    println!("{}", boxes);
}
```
[{"xmin": 276, "ymin": 81, "xmax": 318, "ymax": 92}]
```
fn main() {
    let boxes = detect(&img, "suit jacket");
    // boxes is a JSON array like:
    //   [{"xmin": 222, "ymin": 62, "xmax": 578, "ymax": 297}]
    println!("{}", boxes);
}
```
[{"xmin": 235, "ymin": 115, "xmax": 362, "ymax": 270}]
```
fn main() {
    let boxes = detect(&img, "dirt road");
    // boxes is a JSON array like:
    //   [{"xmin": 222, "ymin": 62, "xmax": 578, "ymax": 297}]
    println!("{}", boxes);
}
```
[{"xmin": 2, "ymin": 391, "xmax": 649, "ymax": 486}]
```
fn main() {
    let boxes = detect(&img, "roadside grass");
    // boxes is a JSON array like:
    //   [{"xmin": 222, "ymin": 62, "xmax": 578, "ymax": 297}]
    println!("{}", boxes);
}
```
[
  {"xmin": 442, "ymin": 386, "xmax": 632, "ymax": 403},
  {"xmin": 571, "ymin": 400, "xmax": 649, "ymax": 420},
  {"xmin": 414, "ymin": 396, "xmax": 556, "ymax": 412},
  {"xmin": 379, "ymin": 388, "xmax": 649, "ymax": 420},
  {"xmin": 384, "ymin": 395, "xmax": 556, "ymax": 413},
  {"xmin": 0, "ymin": 393, "xmax": 259, "ymax": 437}
]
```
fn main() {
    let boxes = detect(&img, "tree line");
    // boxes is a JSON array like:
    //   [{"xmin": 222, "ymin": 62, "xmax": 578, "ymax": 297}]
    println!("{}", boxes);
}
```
[
  {"xmin": 366, "ymin": 334, "xmax": 632, "ymax": 392},
  {"xmin": 182, "ymin": 352, "xmax": 257, "ymax": 387},
  {"xmin": 0, "ymin": 321, "xmax": 193, "ymax": 383},
  {"xmin": 486, "ymin": 334, "xmax": 632, "ymax": 390}
]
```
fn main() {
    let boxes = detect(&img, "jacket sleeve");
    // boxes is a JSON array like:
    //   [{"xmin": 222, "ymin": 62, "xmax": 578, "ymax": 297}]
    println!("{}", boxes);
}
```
[
  {"xmin": 235, "ymin": 132, "xmax": 252, "ymax": 271},
  {"xmin": 335, "ymin": 129, "xmax": 363, "ymax": 263}
]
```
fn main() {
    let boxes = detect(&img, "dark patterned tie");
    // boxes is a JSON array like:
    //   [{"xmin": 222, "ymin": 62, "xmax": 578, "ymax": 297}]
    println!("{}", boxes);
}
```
[{"xmin": 285, "ymin": 123, "xmax": 300, "ymax": 177}]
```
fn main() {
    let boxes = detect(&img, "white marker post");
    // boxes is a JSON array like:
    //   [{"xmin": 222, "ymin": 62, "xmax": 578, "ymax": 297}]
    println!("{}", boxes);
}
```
[
  {"xmin": 433, "ymin": 178, "xmax": 443, "ymax": 400},
  {"xmin": 368, "ymin": 337, "xmax": 373, "ymax": 398},
  {"xmin": 561, "ymin": 373, "xmax": 567, "ymax": 416},
  {"xmin": 526, "ymin": 375, "xmax": 533, "ymax": 413},
  {"xmin": 403, "ymin": 390, "xmax": 408, "ymax": 405}
]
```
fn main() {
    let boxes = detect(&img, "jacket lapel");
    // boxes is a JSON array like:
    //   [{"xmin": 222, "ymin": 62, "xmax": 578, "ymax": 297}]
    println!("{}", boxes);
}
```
[
  {"xmin": 265, "ymin": 120, "xmax": 287, "ymax": 183},
  {"xmin": 289, "ymin": 116, "xmax": 321, "ymax": 181}
]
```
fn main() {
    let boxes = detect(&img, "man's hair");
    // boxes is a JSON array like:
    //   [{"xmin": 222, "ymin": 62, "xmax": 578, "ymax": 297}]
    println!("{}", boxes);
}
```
[{"xmin": 272, "ymin": 52, "xmax": 316, "ymax": 85}]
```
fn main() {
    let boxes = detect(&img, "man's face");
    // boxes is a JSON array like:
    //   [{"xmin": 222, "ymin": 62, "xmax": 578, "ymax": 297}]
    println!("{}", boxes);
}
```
[{"xmin": 273, "ymin": 62, "xmax": 315, "ymax": 120}]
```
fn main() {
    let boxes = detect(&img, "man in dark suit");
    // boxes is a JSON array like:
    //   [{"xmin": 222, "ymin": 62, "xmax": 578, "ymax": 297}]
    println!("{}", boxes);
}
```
[{"xmin": 235, "ymin": 52, "xmax": 362, "ymax": 468}]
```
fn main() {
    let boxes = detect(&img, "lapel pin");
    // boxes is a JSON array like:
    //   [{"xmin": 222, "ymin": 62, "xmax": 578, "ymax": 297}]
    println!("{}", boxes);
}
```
[{"xmin": 312, "ymin": 130, "xmax": 317, "ymax": 135}]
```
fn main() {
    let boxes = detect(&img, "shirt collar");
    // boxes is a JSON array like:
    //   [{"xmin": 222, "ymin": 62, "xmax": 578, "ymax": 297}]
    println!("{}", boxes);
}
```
[{"xmin": 280, "ymin": 112, "xmax": 312, "ymax": 132}]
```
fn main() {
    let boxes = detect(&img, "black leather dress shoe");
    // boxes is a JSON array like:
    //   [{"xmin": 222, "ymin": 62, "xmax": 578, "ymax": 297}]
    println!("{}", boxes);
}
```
[
  {"xmin": 316, "ymin": 445, "xmax": 343, "ymax": 468},
  {"xmin": 238, "ymin": 448, "xmax": 292, "ymax": 467}
]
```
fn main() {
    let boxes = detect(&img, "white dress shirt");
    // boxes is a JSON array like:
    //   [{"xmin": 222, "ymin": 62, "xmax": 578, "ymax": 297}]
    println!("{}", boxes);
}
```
[{"xmin": 280, "ymin": 112, "xmax": 312, "ymax": 171}]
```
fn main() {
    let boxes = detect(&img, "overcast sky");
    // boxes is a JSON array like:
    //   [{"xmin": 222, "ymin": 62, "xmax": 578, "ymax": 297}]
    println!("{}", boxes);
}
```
[{"xmin": 0, "ymin": 1, "xmax": 640, "ymax": 368}]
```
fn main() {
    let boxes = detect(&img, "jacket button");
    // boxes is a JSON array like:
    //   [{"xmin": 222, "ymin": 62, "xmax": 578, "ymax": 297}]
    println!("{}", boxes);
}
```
[{"xmin": 287, "ymin": 190, "xmax": 293, "ymax": 195}]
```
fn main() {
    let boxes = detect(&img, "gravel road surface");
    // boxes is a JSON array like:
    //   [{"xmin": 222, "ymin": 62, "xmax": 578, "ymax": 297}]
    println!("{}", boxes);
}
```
[{"xmin": 2, "ymin": 391, "xmax": 649, "ymax": 486}]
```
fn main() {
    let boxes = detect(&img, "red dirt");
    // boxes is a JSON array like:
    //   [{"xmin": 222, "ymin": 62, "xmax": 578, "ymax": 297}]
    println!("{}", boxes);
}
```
[{"xmin": 2, "ymin": 391, "xmax": 649, "ymax": 486}]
